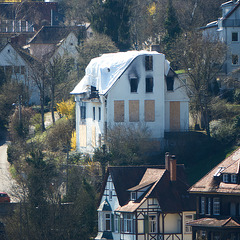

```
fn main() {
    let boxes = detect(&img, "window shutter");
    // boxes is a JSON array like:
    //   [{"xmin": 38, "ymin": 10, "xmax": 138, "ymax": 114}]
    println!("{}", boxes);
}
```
[
  {"xmin": 111, "ymin": 213, "xmax": 114, "ymax": 231},
  {"xmin": 144, "ymin": 215, "xmax": 149, "ymax": 233}
]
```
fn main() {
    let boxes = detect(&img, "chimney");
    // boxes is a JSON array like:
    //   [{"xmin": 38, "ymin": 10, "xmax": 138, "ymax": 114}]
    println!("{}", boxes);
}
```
[
  {"xmin": 151, "ymin": 44, "xmax": 160, "ymax": 53},
  {"xmin": 165, "ymin": 152, "xmax": 170, "ymax": 171},
  {"xmin": 169, "ymin": 155, "xmax": 177, "ymax": 181}
]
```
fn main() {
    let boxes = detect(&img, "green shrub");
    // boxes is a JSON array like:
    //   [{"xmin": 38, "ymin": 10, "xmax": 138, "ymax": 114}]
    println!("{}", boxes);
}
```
[{"xmin": 234, "ymin": 89, "xmax": 240, "ymax": 104}]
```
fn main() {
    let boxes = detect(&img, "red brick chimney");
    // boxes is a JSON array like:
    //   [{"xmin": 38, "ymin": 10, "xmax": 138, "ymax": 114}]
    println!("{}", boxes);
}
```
[{"xmin": 165, "ymin": 152, "xmax": 177, "ymax": 181}]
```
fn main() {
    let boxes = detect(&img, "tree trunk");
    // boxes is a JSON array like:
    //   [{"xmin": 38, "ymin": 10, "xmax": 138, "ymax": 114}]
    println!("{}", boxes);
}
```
[
  {"xmin": 51, "ymin": 85, "xmax": 55, "ymax": 124},
  {"xmin": 40, "ymin": 85, "xmax": 45, "ymax": 132}
]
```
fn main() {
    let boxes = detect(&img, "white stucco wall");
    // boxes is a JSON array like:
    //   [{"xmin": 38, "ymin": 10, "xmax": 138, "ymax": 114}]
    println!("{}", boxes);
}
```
[
  {"xmin": 0, "ymin": 44, "xmax": 40, "ymax": 104},
  {"xmin": 53, "ymin": 32, "xmax": 78, "ymax": 59},
  {"xmin": 74, "ymin": 52, "xmax": 190, "ymax": 153},
  {"xmin": 107, "ymin": 54, "xmax": 165, "ymax": 139}
]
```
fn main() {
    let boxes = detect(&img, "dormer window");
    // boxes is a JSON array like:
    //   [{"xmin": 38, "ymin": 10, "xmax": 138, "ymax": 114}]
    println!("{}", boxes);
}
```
[
  {"xmin": 131, "ymin": 192, "xmax": 136, "ymax": 200},
  {"xmin": 166, "ymin": 76, "xmax": 174, "ymax": 91},
  {"xmin": 223, "ymin": 174, "xmax": 229, "ymax": 183},
  {"xmin": 231, "ymin": 174, "xmax": 237, "ymax": 183}
]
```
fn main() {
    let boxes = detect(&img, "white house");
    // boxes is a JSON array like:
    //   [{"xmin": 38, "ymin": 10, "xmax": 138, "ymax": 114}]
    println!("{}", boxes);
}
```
[
  {"xmin": 0, "ymin": 43, "xmax": 39, "ymax": 104},
  {"xmin": 201, "ymin": 0, "xmax": 240, "ymax": 84},
  {"xmin": 96, "ymin": 153, "xmax": 195, "ymax": 240},
  {"xmin": 71, "ymin": 50, "xmax": 189, "ymax": 154},
  {"xmin": 25, "ymin": 26, "xmax": 79, "ymax": 60}
]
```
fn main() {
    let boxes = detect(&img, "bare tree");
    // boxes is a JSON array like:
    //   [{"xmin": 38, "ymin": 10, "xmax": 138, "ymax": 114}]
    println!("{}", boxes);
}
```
[
  {"xmin": 29, "ymin": 60, "xmax": 47, "ymax": 132},
  {"xmin": 176, "ymin": 32, "xmax": 227, "ymax": 137}
]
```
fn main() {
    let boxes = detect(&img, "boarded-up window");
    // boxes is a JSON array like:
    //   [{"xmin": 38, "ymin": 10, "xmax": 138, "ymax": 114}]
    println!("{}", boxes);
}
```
[
  {"xmin": 144, "ymin": 100, "xmax": 155, "ymax": 122},
  {"xmin": 129, "ymin": 100, "xmax": 139, "ymax": 122},
  {"xmin": 114, "ymin": 100, "xmax": 124, "ymax": 122},
  {"xmin": 79, "ymin": 125, "xmax": 87, "ymax": 147},
  {"xmin": 170, "ymin": 101, "xmax": 180, "ymax": 130}
]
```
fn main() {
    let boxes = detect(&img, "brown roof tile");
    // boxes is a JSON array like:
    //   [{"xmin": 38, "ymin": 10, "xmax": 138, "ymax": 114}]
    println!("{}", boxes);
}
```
[
  {"xmin": 188, "ymin": 217, "xmax": 240, "ymax": 228},
  {"xmin": 101, "ymin": 165, "xmax": 195, "ymax": 213},
  {"xmin": 189, "ymin": 147, "xmax": 240, "ymax": 195}
]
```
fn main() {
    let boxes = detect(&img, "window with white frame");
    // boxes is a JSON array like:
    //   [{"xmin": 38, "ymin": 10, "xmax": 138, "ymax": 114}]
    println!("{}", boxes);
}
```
[
  {"xmin": 105, "ymin": 213, "xmax": 111, "ymax": 231},
  {"xmin": 131, "ymin": 192, "xmax": 136, "ymax": 201},
  {"xmin": 115, "ymin": 214, "xmax": 119, "ymax": 232},
  {"xmin": 123, "ymin": 213, "xmax": 134, "ymax": 233},
  {"xmin": 213, "ymin": 198, "xmax": 220, "ymax": 215},
  {"xmin": 231, "ymin": 174, "xmax": 237, "ymax": 183},
  {"xmin": 223, "ymin": 174, "xmax": 229, "ymax": 183},
  {"xmin": 200, "ymin": 197, "xmax": 205, "ymax": 215},
  {"xmin": 207, "ymin": 197, "xmax": 211, "ymax": 215},
  {"xmin": 185, "ymin": 214, "xmax": 193, "ymax": 233},
  {"xmin": 99, "ymin": 212, "xmax": 112, "ymax": 231},
  {"xmin": 149, "ymin": 215, "xmax": 157, "ymax": 233}
]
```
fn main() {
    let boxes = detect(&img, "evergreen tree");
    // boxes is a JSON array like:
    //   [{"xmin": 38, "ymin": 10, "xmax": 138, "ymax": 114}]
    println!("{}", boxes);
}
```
[
  {"xmin": 164, "ymin": 0, "xmax": 181, "ymax": 41},
  {"xmin": 162, "ymin": 0, "xmax": 181, "ymax": 68},
  {"xmin": 90, "ymin": 0, "xmax": 132, "ymax": 50}
]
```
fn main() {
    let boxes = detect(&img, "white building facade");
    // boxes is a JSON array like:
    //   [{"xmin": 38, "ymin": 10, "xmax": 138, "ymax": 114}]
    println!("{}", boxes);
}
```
[
  {"xmin": 71, "ymin": 51, "xmax": 189, "ymax": 154},
  {"xmin": 202, "ymin": 0, "xmax": 240, "ymax": 83},
  {"xmin": 0, "ymin": 43, "xmax": 39, "ymax": 104}
]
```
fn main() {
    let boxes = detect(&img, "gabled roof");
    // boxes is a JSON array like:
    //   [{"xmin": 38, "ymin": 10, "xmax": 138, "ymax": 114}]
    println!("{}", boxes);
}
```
[
  {"xmin": 222, "ymin": 1, "xmax": 240, "ymax": 20},
  {"xmin": 189, "ymin": 147, "xmax": 240, "ymax": 195},
  {"xmin": 1, "ymin": 43, "xmax": 38, "ymax": 66},
  {"xmin": 71, "ymin": 51, "xmax": 170, "ymax": 95},
  {"xmin": 28, "ymin": 26, "xmax": 75, "ymax": 45},
  {"xmin": 98, "ymin": 199, "xmax": 112, "ymax": 211},
  {"xmin": 188, "ymin": 217, "xmax": 240, "ymax": 228},
  {"xmin": 200, "ymin": 1, "xmax": 240, "ymax": 30},
  {"xmin": 100, "ymin": 165, "xmax": 195, "ymax": 213}
]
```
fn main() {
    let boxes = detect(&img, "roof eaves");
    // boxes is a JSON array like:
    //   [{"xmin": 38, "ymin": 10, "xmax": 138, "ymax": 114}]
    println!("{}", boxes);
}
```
[{"xmin": 222, "ymin": 2, "xmax": 240, "ymax": 20}]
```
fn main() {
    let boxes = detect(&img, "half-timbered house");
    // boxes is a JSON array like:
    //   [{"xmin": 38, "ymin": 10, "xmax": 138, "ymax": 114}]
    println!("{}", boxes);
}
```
[
  {"xmin": 188, "ymin": 147, "xmax": 240, "ymax": 239},
  {"xmin": 95, "ymin": 153, "xmax": 195, "ymax": 240}
]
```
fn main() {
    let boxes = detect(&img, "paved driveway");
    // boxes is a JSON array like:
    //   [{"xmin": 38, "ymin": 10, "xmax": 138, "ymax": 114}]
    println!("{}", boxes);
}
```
[{"xmin": 0, "ymin": 131, "xmax": 17, "ymax": 202}]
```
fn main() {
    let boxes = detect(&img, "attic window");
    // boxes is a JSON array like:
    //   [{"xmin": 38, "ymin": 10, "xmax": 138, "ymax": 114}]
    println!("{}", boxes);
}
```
[
  {"xmin": 231, "ymin": 174, "xmax": 237, "ymax": 183},
  {"xmin": 166, "ymin": 76, "xmax": 174, "ymax": 91},
  {"xmin": 131, "ymin": 192, "xmax": 136, "ymax": 200},
  {"xmin": 145, "ymin": 56, "xmax": 153, "ymax": 71},
  {"xmin": 223, "ymin": 174, "xmax": 228, "ymax": 183},
  {"xmin": 130, "ymin": 77, "xmax": 138, "ymax": 93}
]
